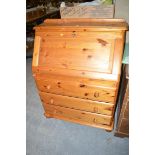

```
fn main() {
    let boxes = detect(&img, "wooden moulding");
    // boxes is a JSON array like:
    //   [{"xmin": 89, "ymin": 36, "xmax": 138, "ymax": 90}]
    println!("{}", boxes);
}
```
[
  {"xmin": 32, "ymin": 36, "xmax": 41, "ymax": 67},
  {"xmin": 32, "ymin": 66, "xmax": 119, "ymax": 81},
  {"xmin": 34, "ymin": 18, "xmax": 128, "ymax": 31},
  {"xmin": 32, "ymin": 66, "xmax": 120, "ymax": 81},
  {"xmin": 44, "ymin": 18, "xmax": 128, "ymax": 28},
  {"xmin": 112, "ymin": 37, "xmax": 125, "ymax": 75},
  {"xmin": 35, "ymin": 31, "xmax": 123, "ymax": 39}
]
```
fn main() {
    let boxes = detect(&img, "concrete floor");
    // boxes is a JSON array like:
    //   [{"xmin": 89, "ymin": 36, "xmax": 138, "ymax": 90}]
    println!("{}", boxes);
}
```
[{"xmin": 26, "ymin": 58, "xmax": 129, "ymax": 155}]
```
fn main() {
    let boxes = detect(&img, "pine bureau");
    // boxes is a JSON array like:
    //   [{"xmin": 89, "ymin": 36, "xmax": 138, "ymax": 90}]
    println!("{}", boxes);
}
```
[{"xmin": 32, "ymin": 19, "xmax": 128, "ymax": 131}]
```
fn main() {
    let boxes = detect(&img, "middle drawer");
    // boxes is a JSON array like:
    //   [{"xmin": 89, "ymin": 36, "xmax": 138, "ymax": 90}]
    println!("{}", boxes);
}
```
[{"xmin": 39, "ymin": 91, "xmax": 114, "ymax": 116}]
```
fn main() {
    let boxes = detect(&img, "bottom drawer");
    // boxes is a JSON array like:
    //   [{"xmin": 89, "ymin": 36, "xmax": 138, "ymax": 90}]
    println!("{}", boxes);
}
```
[{"xmin": 43, "ymin": 103, "xmax": 113, "ymax": 126}]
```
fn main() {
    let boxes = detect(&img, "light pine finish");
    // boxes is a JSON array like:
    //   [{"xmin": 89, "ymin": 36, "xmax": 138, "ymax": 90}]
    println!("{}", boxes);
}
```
[
  {"xmin": 32, "ymin": 66, "xmax": 119, "ymax": 81},
  {"xmin": 44, "ymin": 112, "xmax": 114, "ymax": 131},
  {"xmin": 35, "ymin": 73, "xmax": 117, "ymax": 88},
  {"xmin": 43, "ymin": 103, "xmax": 112, "ymax": 126},
  {"xmin": 39, "ymin": 91, "xmax": 114, "ymax": 116},
  {"xmin": 38, "ymin": 37, "xmax": 115, "ymax": 73},
  {"xmin": 35, "ymin": 31, "xmax": 123, "ymax": 39},
  {"xmin": 32, "ymin": 19, "xmax": 128, "ymax": 131},
  {"xmin": 32, "ymin": 36, "xmax": 41, "ymax": 67},
  {"xmin": 35, "ymin": 18, "xmax": 128, "ymax": 31},
  {"xmin": 35, "ymin": 75, "xmax": 117, "ymax": 103},
  {"xmin": 112, "ymin": 38, "xmax": 125, "ymax": 75}
]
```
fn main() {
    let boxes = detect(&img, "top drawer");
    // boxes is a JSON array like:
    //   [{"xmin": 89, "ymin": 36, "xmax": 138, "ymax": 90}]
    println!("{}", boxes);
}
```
[
  {"xmin": 36, "ymin": 31, "xmax": 116, "ymax": 74},
  {"xmin": 34, "ymin": 73, "xmax": 117, "ymax": 103}
]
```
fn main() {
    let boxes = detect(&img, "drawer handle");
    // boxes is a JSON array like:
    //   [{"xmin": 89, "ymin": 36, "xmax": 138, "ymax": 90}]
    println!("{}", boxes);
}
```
[
  {"xmin": 94, "ymin": 92, "xmax": 99, "ymax": 98},
  {"xmin": 47, "ymin": 85, "xmax": 51, "ymax": 90},
  {"xmin": 50, "ymin": 98, "xmax": 54, "ymax": 104},
  {"xmin": 72, "ymin": 31, "xmax": 76, "ymax": 37},
  {"xmin": 60, "ymin": 33, "xmax": 64, "ymax": 36}
]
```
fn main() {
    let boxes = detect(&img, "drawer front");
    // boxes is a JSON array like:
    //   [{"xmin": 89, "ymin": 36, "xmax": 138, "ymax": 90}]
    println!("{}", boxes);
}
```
[
  {"xmin": 43, "ymin": 103, "xmax": 112, "ymax": 126},
  {"xmin": 35, "ymin": 75, "xmax": 117, "ymax": 103},
  {"xmin": 39, "ymin": 91, "xmax": 114, "ymax": 116},
  {"xmin": 38, "ymin": 34, "xmax": 115, "ymax": 74}
]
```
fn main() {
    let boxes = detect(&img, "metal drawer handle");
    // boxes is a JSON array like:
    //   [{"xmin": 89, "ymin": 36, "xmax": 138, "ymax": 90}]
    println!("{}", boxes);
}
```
[
  {"xmin": 50, "ymin": 98, "xmax": 54, "ymax": 104},
  {"xmin": 72, "ymin": 31, "xmax": 76, "ymax": 37},
  {"xmin": 60, "ymin": 33, "xmax": 64, "ymax": 36},
  {"xmin": 46, "ymin": 85, "xmax": 51, "ymax": 90}
]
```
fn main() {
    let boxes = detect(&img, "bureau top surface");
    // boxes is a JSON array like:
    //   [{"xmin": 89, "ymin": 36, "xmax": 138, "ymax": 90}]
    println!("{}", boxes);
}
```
[{"xmin": 34, "ymin": 18, "xmax": 128, "ymax": 31}]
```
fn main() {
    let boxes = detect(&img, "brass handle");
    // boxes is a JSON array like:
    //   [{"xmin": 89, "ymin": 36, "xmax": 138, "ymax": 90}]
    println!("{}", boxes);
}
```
[
  {"xmin": 50, "ymin": 98, "xmax": 54, "ymax": 104},
  {"xmin": 72, "ymin": 31, "xmax": 76, "ymax": 38},
  {"xmin": 47, "ymin": 85, "xmax": 51, "ymax": 90},
  {"xmin": 60, "ymin": 33, "xmax": 64, "ymax": 37}
]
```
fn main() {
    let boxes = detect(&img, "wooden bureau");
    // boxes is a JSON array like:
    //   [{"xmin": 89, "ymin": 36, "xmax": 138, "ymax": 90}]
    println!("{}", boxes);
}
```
[{"xmin": 32, "ymin": 19, "xmax": 128, "ymax": 131}]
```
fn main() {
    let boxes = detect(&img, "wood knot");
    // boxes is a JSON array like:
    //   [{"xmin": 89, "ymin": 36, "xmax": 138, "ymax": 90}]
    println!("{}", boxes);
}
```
[
  {"xmin": 94, "ymin": 92, "xmax": 99, "ymax": 98},
  {"xmin": 84, "ymin": 93, "xmax": 88, "ymax": 96},
  {"xmin": 79, "ymin": 84, "xmax": 86, "ymax": 88},
  {"xmin": 93, "ymin": 107, "xmax": 98, "ymax": 113},
  {"xmin": 57, "ymin": 82, "xmax": 61, "ymax": 88},
  {"xmin": 106, "ymin": 107, "xmax": 113, "ymax": 111},
  {"xmin": 62, "ymin": 64, "xmax": 68, "ymax": 68},
  {"xmin": 81, "ymin": 112, "xmax": 85, "ymax": 115},
  {"xmin": 82, "ymin": 48, "xmax": 88, "ymax": 51},
  {"xmin": 87, "ymin": 55, "xmax": 92, "ymax": 59},
  {"xmin": 97, "ymin": 39, "xmax": 108, "ymax": 46}
]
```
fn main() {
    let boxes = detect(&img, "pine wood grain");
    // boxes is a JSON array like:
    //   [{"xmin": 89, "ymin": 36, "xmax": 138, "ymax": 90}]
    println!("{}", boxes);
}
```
[
  {"xmin": 35, "ymin": 73, "xmax": 117, "ymax": 88},
  {"xmin": 36, "ymin": 31, "xmax": 123, "ymax": 39},
  {"xmin": 39, "ymin": 91, "xmax": 114, "ymax": 116},
  {"xmin": 38, "ymin": 37, "xmax": 115, "ymax": 73},
  {"xmin": 43, "ymin": 103, "xmax": 112, "ymax": 126},
  {"xmin": 32, "ymin": 36, "xmax": 41, "ymax": 66},
  {"xmin": 34, "ymin": 18, "xmax": 128, "ymax": 31},
  {"xmin": 35, "ymin": 75, "xmax": 117, "ymax": 103},
  {"xmin": 32, "ymin": 19, "xmax": 128, "ymax": 130},
  {"xmin": 44, "ymin": 112, "xmax": 114, "ymax": 131},
  {"xmin": 32, "ymin": 66, "xmax": 119, "ymax": 81}
]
